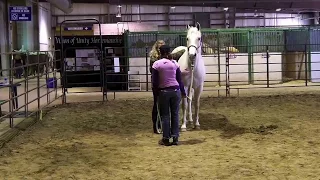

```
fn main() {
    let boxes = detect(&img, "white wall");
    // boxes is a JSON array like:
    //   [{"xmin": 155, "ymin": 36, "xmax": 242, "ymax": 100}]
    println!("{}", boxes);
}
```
[
  {"xmin": 253, "ymin": 53, "xmax": 282, "ymax": 84},
  {"xmin": 236, "ymin": 13, "xmax": 311, "ymax": 27},
  {"xmin": 310, "ymin": 52, "xmax": 320, "ymax": 82},
  {"xmin": 93, "ymin": 22, "xmax": 158, "ymax": 35},
  {"xmin": 53, "ymin": 3, "xmax": 108, "ymax": 24},
  {"xmin": 226, "ymin": 54, "xmax": 250, "ymax": 85},
  {"xmin": 52, "ymin": 4, "xmax": 226, "ymax": 30},
  {"xmin": 39, "ymin": 2, "xmax": 52, "ymax": 51},
  {"xmin": 52, "ymin": 3, "xmax": 311, "ymax": 30},
  {"xmin": 15, "ymin": 1, "xmax": 35, "ymax": 51},
  {"xmin": 0, "ymin": 0, "xmax": 9, "ymax": 76}
]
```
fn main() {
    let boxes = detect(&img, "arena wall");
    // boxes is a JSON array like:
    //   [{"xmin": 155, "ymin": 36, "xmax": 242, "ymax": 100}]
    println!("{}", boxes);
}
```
[
  {"xmin": 129, "ymin": 54, "xmax": 283, "ymax": 90},
  {"xmin": 253, "ymin": 53, "xmax": 283, "ymax": 85}
]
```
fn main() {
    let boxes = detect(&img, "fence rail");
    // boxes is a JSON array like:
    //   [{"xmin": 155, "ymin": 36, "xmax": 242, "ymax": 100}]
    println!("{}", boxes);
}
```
[
  {"xmin": 60, "ymin": 44, "xmax": 320, "ymax": 99},
  {"xmin": 0, "ymin": 50, "xmax": 61, "ymax": 129},
  {"xmin": 126, "ymin": 27, "xmax": 320, "ymax": 57},
  {"xmin": 2, "ymin": 43, "xmax": 320, "ymax": 129}
]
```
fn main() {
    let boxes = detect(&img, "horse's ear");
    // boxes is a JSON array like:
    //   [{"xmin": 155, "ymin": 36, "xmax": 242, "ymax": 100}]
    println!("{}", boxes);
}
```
[
  {"xmin": 186, "ymin": 24, "xmax": 191, "ymax": 29},
  {"xmin": 196, "ymin": 22, "xmax": 201, "ymax": 31}
]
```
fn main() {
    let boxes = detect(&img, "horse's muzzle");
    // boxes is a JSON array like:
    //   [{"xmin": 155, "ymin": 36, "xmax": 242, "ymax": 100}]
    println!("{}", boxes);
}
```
[
  {"xmin": 189, "ymin": 53, "xmax": 196, "ymax": 58},
  {"xmin": 189, "ymin": 55, "xmax": 196, "ymax": 64}
]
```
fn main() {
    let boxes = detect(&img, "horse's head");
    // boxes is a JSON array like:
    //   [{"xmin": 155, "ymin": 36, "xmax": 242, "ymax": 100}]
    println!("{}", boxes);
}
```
[{"xmin": 186, "ymin": 22, "xmax": 202, "ymax": 62}]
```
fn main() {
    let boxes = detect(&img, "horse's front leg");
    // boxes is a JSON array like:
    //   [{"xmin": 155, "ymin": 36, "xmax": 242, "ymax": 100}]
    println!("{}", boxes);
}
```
[
  {"xmin": 187, "ymin": 88, "xmax": 193, "ymax": 127},
  {"xmin": 180, "ymin": 97, "xmax": 188, "ymax": 132},
  {"xmin": 193, "ymin": 85, "xmax": 203, "ymax": 129}
]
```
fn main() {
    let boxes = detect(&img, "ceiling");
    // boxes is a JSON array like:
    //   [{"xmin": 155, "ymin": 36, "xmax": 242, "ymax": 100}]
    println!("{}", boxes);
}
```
[{"xmin": 68, "ymin": 0, "xmax": 320, "ymax": 12}]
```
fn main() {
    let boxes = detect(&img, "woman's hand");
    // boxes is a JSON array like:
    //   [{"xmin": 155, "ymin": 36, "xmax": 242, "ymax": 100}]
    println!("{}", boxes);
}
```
[
  {"xmin": 182, "ymin": 94, "xmax": 192, "ymax": 101},
  {"xmin": 181, "ymin": 68, "xmax": 190, "ymax": 75}
]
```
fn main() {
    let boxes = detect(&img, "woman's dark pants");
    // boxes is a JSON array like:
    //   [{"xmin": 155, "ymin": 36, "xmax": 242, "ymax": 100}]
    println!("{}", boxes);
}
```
[
  {"xmin": 158, "ymin": 89, "xmax": 181, "ymax": 139},
  {"xmin": 152, "ymin": 88, "xmax": 158, "ymax": 132}
]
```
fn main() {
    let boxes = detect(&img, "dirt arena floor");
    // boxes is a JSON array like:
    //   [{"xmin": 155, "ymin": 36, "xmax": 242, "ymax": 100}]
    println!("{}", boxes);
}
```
[{"xmin": 1, "ymin": 92, "xmax": 320, "ymax": 179}]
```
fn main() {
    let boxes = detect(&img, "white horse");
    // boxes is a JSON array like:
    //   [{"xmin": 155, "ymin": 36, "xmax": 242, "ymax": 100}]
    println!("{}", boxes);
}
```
[{"xmin": 171, "ymin": 23, "xmax": 206, "ymax": 131}]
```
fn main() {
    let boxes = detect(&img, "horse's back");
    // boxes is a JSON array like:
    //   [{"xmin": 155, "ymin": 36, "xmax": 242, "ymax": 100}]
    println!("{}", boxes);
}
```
[
  {"xmin": 171, "ymin": 46, "xmax": 189, "ymax": 71},
  {"xmin": 172, "ymin": 46, "xmax": 187, "ymax": 54}
]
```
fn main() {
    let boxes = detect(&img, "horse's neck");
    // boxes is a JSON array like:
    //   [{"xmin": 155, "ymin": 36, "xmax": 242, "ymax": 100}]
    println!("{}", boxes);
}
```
[{"xmin": 193, "ymin": 47, "xmax": 203, "ymax": 70}]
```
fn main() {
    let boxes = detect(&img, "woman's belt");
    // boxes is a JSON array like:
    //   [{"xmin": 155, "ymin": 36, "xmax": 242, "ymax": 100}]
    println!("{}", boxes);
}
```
[{"xmin": 159, "ymin": 86, "xmax": 180, "ymax": 92}]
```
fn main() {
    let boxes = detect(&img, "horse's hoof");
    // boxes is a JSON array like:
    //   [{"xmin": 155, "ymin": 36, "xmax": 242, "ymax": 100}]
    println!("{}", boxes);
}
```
[
  {"xmin": 193, "ymin": 125, "xmax": 200, "ymax": 130},
  {"xmin": 180, "ymin": 128, "xmax": 187, "ymax": 132},
  {"xmin": 187, "ymin": 121, "xmax": 193, "ymax": 125}
]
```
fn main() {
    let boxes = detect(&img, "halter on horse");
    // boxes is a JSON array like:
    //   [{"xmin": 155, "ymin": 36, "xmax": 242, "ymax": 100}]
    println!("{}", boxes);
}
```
[{"xmin": 171, "ymin": 22, "xmax": 206, "ymax": 131}]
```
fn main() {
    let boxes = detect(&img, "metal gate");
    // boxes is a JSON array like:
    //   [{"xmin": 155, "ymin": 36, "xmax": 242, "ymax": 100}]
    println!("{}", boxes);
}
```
[{"xmin": 59, "ymin": 19, "xmax": 104, "ymax": 104}]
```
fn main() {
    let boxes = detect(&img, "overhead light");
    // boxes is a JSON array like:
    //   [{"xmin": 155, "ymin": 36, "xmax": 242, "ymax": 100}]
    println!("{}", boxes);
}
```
[
  {"xmin": 223, "ymin": 7, "xmax": 229, "ymax": 11},
  {"xmin": 170, "ymin": 6, "xmax": 175, "ymax": 9},
  {"xmin": 276, "ymin": 8, "xmax": 281, "ymax": 12}
]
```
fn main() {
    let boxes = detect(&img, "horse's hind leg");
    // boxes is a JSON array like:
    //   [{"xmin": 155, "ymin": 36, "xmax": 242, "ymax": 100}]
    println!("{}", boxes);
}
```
[{"xmin": 193, "ymin": 85, "xmax": 203, "ymax": 129}]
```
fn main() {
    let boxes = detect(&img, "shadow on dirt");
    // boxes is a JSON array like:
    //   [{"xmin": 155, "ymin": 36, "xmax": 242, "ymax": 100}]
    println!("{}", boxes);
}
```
[
  {"xmin": 35, "ymin": 99, "xmax": 279, "ymax": 140},
  {"xmin": 196, "ymin": 113, "xmax": 278, "ymax": 138},
  {"xmin": 179, "ymin": 139, "xmax": 206, "ymax": 145}
]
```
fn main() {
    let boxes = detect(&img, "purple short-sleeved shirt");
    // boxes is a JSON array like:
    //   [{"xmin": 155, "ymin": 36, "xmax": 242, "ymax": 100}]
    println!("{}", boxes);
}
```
[{"xmin": 152, "ymin": 58, "xmax": 180, "ymax": 88}]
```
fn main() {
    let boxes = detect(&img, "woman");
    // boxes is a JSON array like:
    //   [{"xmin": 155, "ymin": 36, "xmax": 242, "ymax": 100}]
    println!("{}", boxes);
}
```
[
  {"xmin": 149, "ymin": 40, "xmax": 165, "ymax": 73},
  {"xmin": 152, "ymin": 45, "xmax": 186, "ymax": 146},
  {"xmin": 13, "ymin": 53, "xmax": 23, "ymax": 79},
  {"xmin": 149, "ymin": 40, "xmax": 165, "ymax": 134}
]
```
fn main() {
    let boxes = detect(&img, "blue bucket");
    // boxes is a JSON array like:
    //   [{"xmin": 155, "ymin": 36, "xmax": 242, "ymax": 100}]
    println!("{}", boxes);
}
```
[{"xmin": 47, "ymin": 77, "xmax": 57, "ymax": 88}]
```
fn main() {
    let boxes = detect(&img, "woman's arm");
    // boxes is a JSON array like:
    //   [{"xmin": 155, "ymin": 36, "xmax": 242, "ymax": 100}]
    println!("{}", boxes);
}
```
[
  {"xmin": 176, "ymin": 68, "xmax": 186, "ymax": 96},
  {"xmin": 149, "ymin": 56, "xmax": 158, "ymax": 73}
]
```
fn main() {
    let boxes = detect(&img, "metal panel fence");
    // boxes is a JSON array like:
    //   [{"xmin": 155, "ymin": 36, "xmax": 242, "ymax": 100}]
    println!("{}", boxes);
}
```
[
  {"xmin": 1, "ymin": 47, "xmax": 318, "ymax": 114},
  {"xmin": 252, "ymin": 29, "xmax": 285, "ymax": 53},
  {"xmin": 2, "ymin": 28, "xmax": 319, "ymax": 120},
  {"xmin": 101, "ymin": 44, "xmax": 320, "ymax": 100},
  {"xmin": 310, "ymin": 28, "xmax": 320, "ymax": 52},
  {"xmin": 126, "ymin": 27, "xmax": 320, "ymax": 57},
  {"xmin": 126, "ymin": 28, "xmax": 289, "ymax": 57},
  {"xmin": 285, "ymin": 28, "xmax": 309, "ymax": 52},
  {"xmin": 0, "ymin": 50, "xmax": 61, "ymax": 129},
  {"xmin": 116, "ymin": 27, "xmax": 320, "ymax": 97}
]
